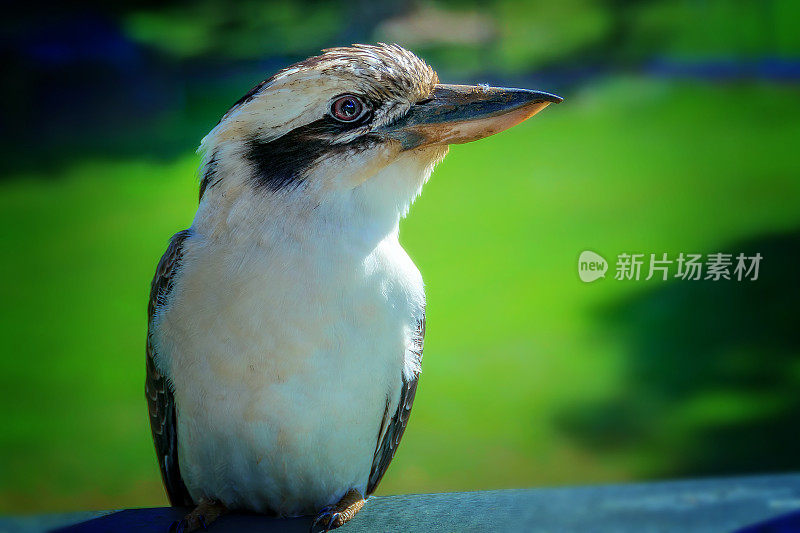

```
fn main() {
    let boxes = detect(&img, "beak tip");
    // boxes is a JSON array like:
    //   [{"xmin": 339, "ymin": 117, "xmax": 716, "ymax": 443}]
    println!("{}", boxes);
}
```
[{"xmin": 530, "ymin": 90, "xmax": 563, "ymax": 104}]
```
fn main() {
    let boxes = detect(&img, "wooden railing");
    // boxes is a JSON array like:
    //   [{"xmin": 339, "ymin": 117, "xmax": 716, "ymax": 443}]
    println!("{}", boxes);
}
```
[{"xmin": 3, "ymin": 474, "xmax": 799, "ymax": 532}]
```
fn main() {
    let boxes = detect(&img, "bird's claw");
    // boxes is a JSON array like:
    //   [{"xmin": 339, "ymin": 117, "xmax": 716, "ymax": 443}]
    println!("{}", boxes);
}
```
[{"xmin": 310, "ymin": 510, "xmax": 342, "ymax": 533}]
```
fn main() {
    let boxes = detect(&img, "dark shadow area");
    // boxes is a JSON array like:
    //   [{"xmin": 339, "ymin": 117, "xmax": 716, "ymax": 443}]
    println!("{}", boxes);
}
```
[
  {"xmin": 737, "ymin": 509, "xmax": 800, "ymax": 533},
  {"xmin": 0, "ymin": 11, "xmax": 310, "ymax": 174},
  {"xmin": 52, "ymin": 507, "xmax": 313, "ymax": 533},
  {"xmin": 557, "ymin": 229, "xmax": 800, "ymax": 477}
]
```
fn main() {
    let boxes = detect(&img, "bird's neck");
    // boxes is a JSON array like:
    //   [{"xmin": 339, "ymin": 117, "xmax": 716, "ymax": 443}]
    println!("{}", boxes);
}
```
[
  {"xmin": 190, "ymin": 171, "xmax": 403, "ymax": 257},
  {"xmin": 191, "ymin": 146, "xmax": 446, "ymax": 254}
]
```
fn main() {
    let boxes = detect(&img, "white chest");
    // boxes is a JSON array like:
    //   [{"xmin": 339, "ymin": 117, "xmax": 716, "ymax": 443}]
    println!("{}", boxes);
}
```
[{"xmin": 152, "ymin": 228, "xmax": 425, "ymax": 515}]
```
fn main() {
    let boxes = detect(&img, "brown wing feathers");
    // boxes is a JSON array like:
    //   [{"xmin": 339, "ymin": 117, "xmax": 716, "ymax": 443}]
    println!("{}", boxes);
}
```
[
  {"xmin": 367, "ymin": 315, "xmax": 425, "ymax": 495},
  {"xmin": 145, "ymin": 229, "xmax": 194, "ymax": 507}
]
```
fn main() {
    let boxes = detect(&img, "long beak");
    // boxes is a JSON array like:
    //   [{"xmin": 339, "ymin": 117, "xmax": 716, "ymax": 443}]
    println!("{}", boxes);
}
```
[{"xmin": 379, "ymin": 84, "xmax": 563, "ymax": 150}]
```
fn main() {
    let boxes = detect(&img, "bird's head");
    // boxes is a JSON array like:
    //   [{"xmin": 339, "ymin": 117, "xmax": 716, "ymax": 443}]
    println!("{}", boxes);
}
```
[{"xmin": 197, "ymin": 44, "xmax": 561, "ymax": 233}]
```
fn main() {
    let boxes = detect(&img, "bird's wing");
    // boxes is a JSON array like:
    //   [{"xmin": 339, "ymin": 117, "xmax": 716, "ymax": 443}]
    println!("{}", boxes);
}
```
[
  {"xmin": 367, "ymin": 314, "xmax": 425, "ymax": 495},
  {"xmin": 145, "ymin": 229, "xmax": 194, "ymax": 507}
]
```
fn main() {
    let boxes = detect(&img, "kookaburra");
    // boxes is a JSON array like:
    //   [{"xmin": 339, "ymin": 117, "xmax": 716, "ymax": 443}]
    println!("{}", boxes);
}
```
[{"xmin": 146, "ymin": 43, "xmax": 560, "ymax": 532}]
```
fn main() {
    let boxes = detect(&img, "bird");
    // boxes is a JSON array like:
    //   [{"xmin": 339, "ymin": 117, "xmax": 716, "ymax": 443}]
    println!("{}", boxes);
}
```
[{"xmin": 145, "ymin": 43, "xmax": 561, "ymax": 533}]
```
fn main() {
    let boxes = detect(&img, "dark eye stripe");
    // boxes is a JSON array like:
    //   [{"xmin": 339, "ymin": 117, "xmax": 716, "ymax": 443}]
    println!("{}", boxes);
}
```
[{"xmin": 245, "ymin": 119, "xmax": 381, "ymax": 191}]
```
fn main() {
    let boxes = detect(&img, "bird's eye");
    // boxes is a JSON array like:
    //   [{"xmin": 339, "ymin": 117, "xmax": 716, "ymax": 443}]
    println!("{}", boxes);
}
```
[{"xmin": 331, "ymin": 95, "xmax": 365, "ymax": 122}]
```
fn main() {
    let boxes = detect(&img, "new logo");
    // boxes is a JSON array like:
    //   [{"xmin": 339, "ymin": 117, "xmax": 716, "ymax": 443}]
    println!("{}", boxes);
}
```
[{"xmin": 579, "ymin": 251, "xmax": 608, "ymax": 282}]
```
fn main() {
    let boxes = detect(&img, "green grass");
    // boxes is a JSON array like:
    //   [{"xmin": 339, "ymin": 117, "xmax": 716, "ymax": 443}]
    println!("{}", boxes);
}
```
[{"xmin": 2, "ymin": 77, "xmax": 799, "ymax": 513}]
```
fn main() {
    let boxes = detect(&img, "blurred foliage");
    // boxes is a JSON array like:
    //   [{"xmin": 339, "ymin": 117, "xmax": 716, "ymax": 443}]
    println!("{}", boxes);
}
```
[
  {"xmin": 117, "ymin": 0, "xmax": 800, "ymax": 74},
  {"xmin": 124, "ymin": 1, "xmax": 345, "ymax": 59},
  {"xmin": 488, "ymin": 0, "xmax": 611, "ymax": 71},
  {"xmin": 632, "ymin": 0, "xmax": 800, "ymax": 58},
  {"xmin": 559, "ymin": 231, "xmax": 800, "ymax": 476}
]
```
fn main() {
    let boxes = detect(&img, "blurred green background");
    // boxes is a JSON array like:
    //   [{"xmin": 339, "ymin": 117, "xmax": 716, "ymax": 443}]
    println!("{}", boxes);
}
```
[{"xmin": 2, "ymin": 0, "xmax": 799, "ymax": 514}]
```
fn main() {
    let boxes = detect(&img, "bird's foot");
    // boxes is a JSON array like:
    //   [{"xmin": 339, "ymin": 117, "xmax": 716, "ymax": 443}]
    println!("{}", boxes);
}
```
[
  {"xmin": 310, "ymin": 489, "xmax": 365, "ymax": 532},
  {"xmin": 169, "ymin": 498, "xmax": 227, "ymax": 533}
]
